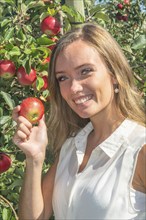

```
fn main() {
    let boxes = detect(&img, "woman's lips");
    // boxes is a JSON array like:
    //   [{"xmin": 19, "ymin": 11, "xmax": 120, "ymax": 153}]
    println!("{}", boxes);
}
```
[{"xmin": 73, "ymin": 94, "xmax": 93, "ymax": 105}]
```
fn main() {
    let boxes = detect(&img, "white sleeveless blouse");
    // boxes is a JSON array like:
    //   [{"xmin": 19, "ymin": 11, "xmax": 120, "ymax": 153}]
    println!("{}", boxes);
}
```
[{"xmin": 52, "ymin": 119, "xmax": 146, "ymax": 219}]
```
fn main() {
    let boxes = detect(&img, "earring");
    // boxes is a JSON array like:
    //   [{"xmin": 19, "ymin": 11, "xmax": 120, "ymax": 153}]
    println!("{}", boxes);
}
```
[{"xmin": 114, "ymin": 87, "xmax": 119, "ymax": 94}]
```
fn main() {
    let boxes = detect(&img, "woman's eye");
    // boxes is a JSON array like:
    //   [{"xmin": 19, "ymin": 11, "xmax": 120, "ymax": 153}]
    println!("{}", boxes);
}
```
[
  {"xmin": 81, "ymin": 68, "xmax": 93, "ymax": 75},
  {"xmin": 56, "ymin": 75, "xmax": 68, "ymax": 82}
]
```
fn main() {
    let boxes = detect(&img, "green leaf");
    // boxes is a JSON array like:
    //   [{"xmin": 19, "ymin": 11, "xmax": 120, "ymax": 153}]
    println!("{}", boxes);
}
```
[
  {"xmin": 36, "ymin": 46, "xmax": 49, "ymax": 57},
  {"xmin": 62, "ymin": 5, "xmax": 84, "ymax": 22},
  {"xmin": 9, "ymin": 178, "xmax": 23, "ymax": 189},
  {"xmin": 17, "ymin": 28, "xmax": 26, "ymax": 41},
  {"xmin": 21, "ymin": 3, "xmax": 27, "ymax": 14},
  {"xmin": 94, "ymin": 12, "xmax": 109, "ymax": 22},
  {"xmin": 1, "ymin": 19, "xmax": 11, "ymax": 28},
  {"xmin": 37, "ymin": 36, "xmax": 54, "ymax": 45},
  {"xmin": 123, "ymin": 45, "xmax": 133, "ymax": 54},
  {"xmin": 0, "ymin": 49, "xmax": 6, "ymax": 55},
  {"xmin": 4, "ymin": 27, "xmax": 14, "ymax": 41},
  {"xmin": 90, "ymin": 5, "xmax": 105, "ymax": 15},
  {"xmin": 47, "ymin": 8, "xmax": 56, "ymax": 16},
  {"xmin": 1, "ymin": 0, "xmax": 14, "ymax": 4},
  {"xmin": 26, "ymin": 1, "xmax": 44, "ymax": 10},
  {"xmin": 23, "ymin": 24, "xmax": 32, "ymax": 33},
  {"xmin": 24, "ymin": 48, "xmax": 32, "ymax": 55},
  {"xmin": 62, "ymin": 5, "xmax": 77, "ymax": 18},
  {"xmin": 0, "ymin": 91, "xmax": 15, "ymax": 110},
  {"xmin": 36, "ymin": 76, "xmax": 44, "ymax": 91},
  {"xmin": 23, "ymin": 59, "xmax": 31, "ymax": 74},
  {"xmin": 132, "ymin": 35, "xmax": 146, "ymax": 50},
  {"xmin": 5, "ymin": 43, "xmax": 14, "ymax": 50},
  {"xmin": 0, "ymin": 107, "xmax": 3, "ymax": 116},
  {"xmin": 30, "ymin": 14, "xmax": 40, "ymax": 23},
  {"xmin": 0, "ymin": 116, "xmax": 11, "ymax": 125},
  {"xmin": 9, "ymin": 46, "xmax": 21, "ymax": 56},
  {"xmin": 2, "ymin": 208, "xmax": 8, "ymax": 220}
]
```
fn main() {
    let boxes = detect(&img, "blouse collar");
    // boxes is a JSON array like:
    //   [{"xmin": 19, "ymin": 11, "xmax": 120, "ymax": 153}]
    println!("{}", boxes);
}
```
[{"xmin": 75, "ymin": 119, "xmax": 137, "ymax": 158}]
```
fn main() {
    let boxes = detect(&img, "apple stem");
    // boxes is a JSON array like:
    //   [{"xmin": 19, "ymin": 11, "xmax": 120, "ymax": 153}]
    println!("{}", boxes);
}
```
[{"xmin": 0, "ymin": 195, "xmax": 18, "ymax": 219}]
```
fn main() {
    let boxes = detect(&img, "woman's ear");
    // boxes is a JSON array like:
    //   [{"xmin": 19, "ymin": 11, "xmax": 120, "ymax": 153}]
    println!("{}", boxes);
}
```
[{"xmin": 111, "ymin": 75, "xmax": 118, "ymax": 84}]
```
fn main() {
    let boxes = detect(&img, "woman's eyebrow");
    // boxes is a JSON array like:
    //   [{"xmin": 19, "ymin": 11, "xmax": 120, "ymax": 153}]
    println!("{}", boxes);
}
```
[
  {"xmin": 74, "ymin": 63, "xmax": 94, "ymax": 70},
  {"xmin": 55, "ymin": 63, "xmax": 94, "ymax": 75},
  {"xmin": 55, "ymin": 71, "xmax": 65, "ymax": 75}
]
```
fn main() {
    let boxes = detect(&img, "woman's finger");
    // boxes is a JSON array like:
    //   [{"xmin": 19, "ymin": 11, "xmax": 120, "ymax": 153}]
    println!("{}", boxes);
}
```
[
  {"xmin": 12, "ymin": 105, "xmax": 21, "ymax": 122},
  {"xmin": 18, "ymin": 123, "xmax": 32, "ymax": 136},
  {"xmin": 17, "ymin": 116, "xmax": 32, "ymax": 129},
  {"xmin": 13, "ymin": 132, "xmax": 27, "ymax": 146}
]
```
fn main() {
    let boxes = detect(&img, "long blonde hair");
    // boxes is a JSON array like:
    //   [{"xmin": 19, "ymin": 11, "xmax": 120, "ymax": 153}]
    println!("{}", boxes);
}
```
[{"xmin": 47, "ymin": 23, "xmax": 145, "ymax": 154}]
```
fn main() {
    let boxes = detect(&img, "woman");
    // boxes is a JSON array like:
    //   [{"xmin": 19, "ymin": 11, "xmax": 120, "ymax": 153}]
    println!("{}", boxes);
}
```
[{"xmin": 13, "ymin": 23, "xmax": 146, "ymax": 219}]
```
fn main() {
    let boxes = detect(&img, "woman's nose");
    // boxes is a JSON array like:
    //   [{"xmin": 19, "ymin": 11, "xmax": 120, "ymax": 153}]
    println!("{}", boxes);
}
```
[{"xmin": 70, "ymin": 79, "xmax": 83, "ymax": 94}]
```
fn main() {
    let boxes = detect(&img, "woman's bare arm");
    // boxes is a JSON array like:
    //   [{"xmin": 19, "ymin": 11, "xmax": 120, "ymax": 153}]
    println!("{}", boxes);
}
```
[
  {"xmin": 12, "ymin": 106, "xmax": 58, "ymax": 219},
  {"xmin": 132, "ymin": 144, "xmax": 146, "ymax": 193}
]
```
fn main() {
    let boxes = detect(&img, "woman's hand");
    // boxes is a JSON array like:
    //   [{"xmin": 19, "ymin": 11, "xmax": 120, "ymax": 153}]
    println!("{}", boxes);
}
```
[{"xmin": 12, "ymin": 105, "xmax": 48, "ymax": 162}]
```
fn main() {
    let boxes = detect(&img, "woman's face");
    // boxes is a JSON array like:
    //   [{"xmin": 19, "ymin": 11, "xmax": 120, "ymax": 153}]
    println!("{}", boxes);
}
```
[{"xmin": 55, "ymin": 40, "xmax": 117, "ymax": 119}]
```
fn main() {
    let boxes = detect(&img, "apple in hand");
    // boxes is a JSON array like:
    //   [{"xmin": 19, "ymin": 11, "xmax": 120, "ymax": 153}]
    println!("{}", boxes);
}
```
[
  {"xmin": 17, "ymin": 66, "xmax": 37, "ymax": 86},
  {"xmin": 19, "ymin": 97, "xmax": 45, "ymax": 124},
  {"xmin": 0, "ymin": 153, "xmax": 11, "ymax": 174},
  {"xmin": 41, "ymin": 16, "xmax": 61, "ymax": 36},
  {"xmin": 0, "ymin": 60, "xmax": 16, "ymax": 79}
]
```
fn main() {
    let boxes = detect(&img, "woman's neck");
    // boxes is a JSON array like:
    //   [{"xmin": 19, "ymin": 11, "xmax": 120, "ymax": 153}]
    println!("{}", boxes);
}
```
[{"xmin": 89, "ymin": 113, "xmax": 125, "ymax": 148}]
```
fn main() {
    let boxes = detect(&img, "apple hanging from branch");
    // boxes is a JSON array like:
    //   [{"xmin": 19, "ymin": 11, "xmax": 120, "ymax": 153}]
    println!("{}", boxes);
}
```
[
  {"xmin": 117, "ymin": 3, "xmax": 124, "ymax": 10},
  {"xmin": 17, "ymin": 66, "xmax": 37, "ymax": 86},
  {"xmin": 0, "ymin": 153, "xmax": 11, "ymax": 174},
  {"xmin": 19, "ymin": 97, "xmax": 45, "ymax": 124},
  {"xmin": 0, "ymin": 60, "xmax": 16, "ymax": 79},
  {"xmin": 41, "ymin": 16, "xmax": 61, "ymax": 36}
]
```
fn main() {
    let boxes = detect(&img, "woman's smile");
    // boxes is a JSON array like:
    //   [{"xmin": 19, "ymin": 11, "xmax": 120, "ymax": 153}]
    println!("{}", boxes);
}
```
[{"xmin": 73, "ymin": 94, "xmax": 93, "ymax": 105}]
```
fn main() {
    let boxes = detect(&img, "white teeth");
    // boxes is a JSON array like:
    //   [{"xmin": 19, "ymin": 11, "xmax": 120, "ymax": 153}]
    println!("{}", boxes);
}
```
[{"xmin": 74, "ymin": 95, "xmax": 92, "ymax": 104}]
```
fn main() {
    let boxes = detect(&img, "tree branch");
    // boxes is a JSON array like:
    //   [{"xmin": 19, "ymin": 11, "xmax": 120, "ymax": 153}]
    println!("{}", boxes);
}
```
[{"xmin": 0, "ymin": 195, "xmax": 18, "ymax": 220}]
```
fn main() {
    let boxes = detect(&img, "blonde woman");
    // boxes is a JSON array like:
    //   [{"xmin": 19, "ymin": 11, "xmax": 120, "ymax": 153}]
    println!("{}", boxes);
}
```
[{"xmin": 13, "ymin": 23, "xmax": 146, "ymax": 220}]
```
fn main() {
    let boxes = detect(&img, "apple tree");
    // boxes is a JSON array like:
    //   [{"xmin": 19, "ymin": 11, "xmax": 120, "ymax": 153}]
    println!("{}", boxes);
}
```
[{"xmin": 0, "ymin": 0, "xmax": 145, "ymax": 219}]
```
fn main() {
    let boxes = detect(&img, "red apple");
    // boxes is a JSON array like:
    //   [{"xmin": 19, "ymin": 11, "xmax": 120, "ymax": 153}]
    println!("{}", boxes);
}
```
[
  {"xmin": 117, "ymin": 3, "xmax": 124, "ymax": 9},
  {"xmin": 42, "ymin": 57, "xmax": 50, "ymax": 65},
  {"xmin": 19, "ymin": 97, "xmax": 45, "ymax": 124},
  {"xmin": 124, "ymin": 0, "xmax": 130, "ymax": 5},
  {"xmin": 41, "ymin": 76, "xmax": 49, "ymax": 90},
  {"xmin": 122, "ymin": 14, "xmax": 128, "ymax": 21},
  {"xmin": 0, "ymin": 60, "xmax": 16, "ymax": 79},
  {"xmin": 41, "ymin": 16, "xmax": 61, "ymax": 36},
  {"xmin": 116, "ymin": 12, "xmax": 123, "ymax": 20},
  {"xmin": 0, "ymin": 153, "xmax": 11, "ymax": 174},
  {"xmin": 17, "ymin": 66, "xmax": 37, "ymax": 86}
]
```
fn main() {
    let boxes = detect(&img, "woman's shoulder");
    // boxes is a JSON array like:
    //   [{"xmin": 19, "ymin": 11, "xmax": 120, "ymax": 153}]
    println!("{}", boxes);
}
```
[{"xmin": 126, "ymin": 119, "xmax": 145, "ymax": 144}]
